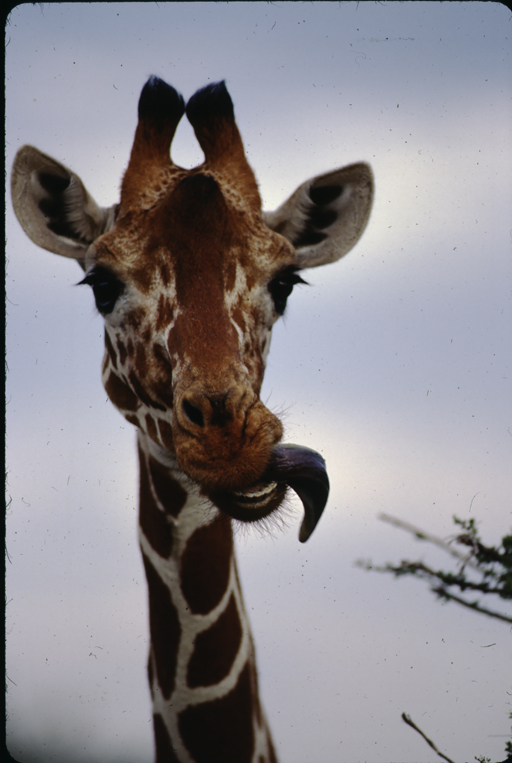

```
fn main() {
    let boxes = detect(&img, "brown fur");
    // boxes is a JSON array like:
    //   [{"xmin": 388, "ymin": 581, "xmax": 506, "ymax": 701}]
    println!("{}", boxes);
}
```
[{"xmin": 93, "ymin": 112, "xmax": 296, "ymax": 498}]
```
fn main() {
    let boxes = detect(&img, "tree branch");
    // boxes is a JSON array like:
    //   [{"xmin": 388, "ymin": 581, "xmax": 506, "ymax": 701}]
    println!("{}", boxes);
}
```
[
  {"xmin": 379, "ymin": 513, "xmax": 479, "ymax": 568},
  {"xmin": 432, "ymin": 586, "xmax": 512, "ymax": 624},
  {"xmin": 401, "ymin": 713, "xmax": 456, "ymax": 763}
]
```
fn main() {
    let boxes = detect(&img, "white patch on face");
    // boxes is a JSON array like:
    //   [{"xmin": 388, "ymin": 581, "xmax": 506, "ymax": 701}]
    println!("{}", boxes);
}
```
[
  {"xmin": 101, "ymin": 357, "xmax": 111, "ymax": 387},
  {"xmin": 167, "ymin": 346, "xmax": 186, "ymax": 387},
  {"xmin": 224, "ymin": 261, "xmax": 247, "ymax": 310},
  {"xmin": 261, "ymin": 330, "xmax": 272, "ymax": 365},
  {"xmin": 230, "ymin": 315, "xmax": 245, "ymax": 350}
]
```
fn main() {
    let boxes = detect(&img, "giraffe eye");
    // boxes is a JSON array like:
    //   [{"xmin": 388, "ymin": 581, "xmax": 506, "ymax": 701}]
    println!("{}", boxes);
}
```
[
  {"xmin": 80, "ymin": 266, "xmax": 125, "ymax": 315},
  {"xmin": 268, "ymin": 267, "xmax": 306, "ymax": 315}
]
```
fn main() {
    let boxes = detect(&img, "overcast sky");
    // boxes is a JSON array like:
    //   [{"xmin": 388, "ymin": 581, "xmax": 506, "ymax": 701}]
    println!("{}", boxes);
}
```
[{"xmin": 5, "ymin": 3, "xmax": 511, "ymax": 762}]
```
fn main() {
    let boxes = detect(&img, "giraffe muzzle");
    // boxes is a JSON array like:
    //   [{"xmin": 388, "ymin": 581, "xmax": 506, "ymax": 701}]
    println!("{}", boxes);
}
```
[
  {"xmin": 174, "ymin": 388, "xmax": 329, "ymax": 540},
  {"xmin": 212, "ymin": 444, "xmax": 329, "ymax": 542}
]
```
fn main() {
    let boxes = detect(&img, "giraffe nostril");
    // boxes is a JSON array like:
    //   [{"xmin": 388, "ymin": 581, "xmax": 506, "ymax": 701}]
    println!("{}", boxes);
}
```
[{"xmin": 182, "ymin": 398, "xmax": 205, "ymax": 428}]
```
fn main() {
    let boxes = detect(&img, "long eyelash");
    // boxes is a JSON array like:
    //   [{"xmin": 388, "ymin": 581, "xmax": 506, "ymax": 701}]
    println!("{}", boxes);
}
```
[
  {"xmin": 268, "ymin": 266, "xmax": 308, "ymax": 315},
  {"xmin": 78, "ymin": 266, "xmax": 124, "ymax": 315}
]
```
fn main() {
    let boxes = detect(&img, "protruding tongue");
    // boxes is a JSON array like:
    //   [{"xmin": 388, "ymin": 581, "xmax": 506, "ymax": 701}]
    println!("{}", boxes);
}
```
[{"xmin": 263, "ymin": 444, "xmax": 330, "ymax": 542}]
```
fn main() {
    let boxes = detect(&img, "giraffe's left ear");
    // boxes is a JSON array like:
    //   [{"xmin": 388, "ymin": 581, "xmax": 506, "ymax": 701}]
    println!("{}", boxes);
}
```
[
  {"xmin": 11, "ymin": 145, "xmax": 118, "ymax": 267},
  {"xmin": 263, "ymin": 163, "xmax": 374, "ymax": 269}
]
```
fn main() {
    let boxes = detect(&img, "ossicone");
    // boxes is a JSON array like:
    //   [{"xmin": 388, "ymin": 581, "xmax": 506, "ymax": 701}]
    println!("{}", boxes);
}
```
[
  {"xmin": 184, "ymin": 80, "xmax": 251, "ymax": 181},
  {"xmin": 185, "ymin": 81, "xmax": 234, "ymax": 127},
  {"xmin": 138, "ymin": 76, "xmax": 185, "ymax": 123}
]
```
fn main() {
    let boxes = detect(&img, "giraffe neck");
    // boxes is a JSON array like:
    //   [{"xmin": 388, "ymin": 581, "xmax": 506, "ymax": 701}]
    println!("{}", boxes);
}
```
[{"xmin": 137, "ymin": 432, "xmax": 277, "ymax": 763}]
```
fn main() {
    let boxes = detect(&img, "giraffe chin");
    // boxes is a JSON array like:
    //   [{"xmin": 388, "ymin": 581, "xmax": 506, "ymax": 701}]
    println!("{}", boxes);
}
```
[{"xmin": 208, "ymin": 444, "xmax": 330, "ymax": 543}]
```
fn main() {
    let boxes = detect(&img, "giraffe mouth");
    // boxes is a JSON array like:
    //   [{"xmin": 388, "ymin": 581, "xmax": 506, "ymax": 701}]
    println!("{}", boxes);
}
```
[
  {"xmin": 233, "ymin": 480, "xmax": 280, "ymax": 505},
  {"xmin": 211, "ymin": 444, "xmax": 329, "ymax": 542}
]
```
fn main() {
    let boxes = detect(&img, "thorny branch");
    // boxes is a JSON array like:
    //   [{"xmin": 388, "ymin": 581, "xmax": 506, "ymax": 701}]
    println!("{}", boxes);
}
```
[
  {"xmin": 358, "ymin": 514, "xmax": 512, "ymax": 623},
  {"xmin": 362, "ymin": 515, "xmax": 512, "ymax": 762}
]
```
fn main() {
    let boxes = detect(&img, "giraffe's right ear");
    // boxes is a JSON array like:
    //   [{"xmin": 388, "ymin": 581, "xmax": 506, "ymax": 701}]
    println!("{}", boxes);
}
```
[{"xmin": 11, "ymin": 146, "xmax": 118, "ymax": 266}]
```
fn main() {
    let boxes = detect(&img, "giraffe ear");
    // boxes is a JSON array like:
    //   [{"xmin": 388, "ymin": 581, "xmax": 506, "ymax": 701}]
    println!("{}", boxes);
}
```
[
  {"xmin": 263, "ymin": 163, "xmax": 374, "ymax": 269},
  {"xmin": 11, "ymin": 145, "xmax": 118, "ymax": 266}
]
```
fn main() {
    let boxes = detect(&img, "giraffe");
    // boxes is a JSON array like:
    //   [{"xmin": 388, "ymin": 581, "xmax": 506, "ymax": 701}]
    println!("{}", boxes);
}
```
[{"xmin": 11, "ymin": 77, "xmax": 374, "ymax": 762}]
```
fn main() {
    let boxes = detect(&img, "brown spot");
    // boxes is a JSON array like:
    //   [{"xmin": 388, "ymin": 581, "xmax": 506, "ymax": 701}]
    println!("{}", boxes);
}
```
[
  {"xmin": 133, "ymin": 263, "xmax": 155, "ymax": 294},
  {"xmin": 159, "ymin": 261, "xmax": 171, "ymax": 287},
  {"xmin": 128, "ymin": 370, "xmax": 166, "ymax": 411},
  {"xmin": 187, "ymin": 594, "xmax": 242, "ymax": 688},
  {"xmin": 153, "ymin": 713, "xmax": 181, "ymax": 763},
  {"xmin": 125, "ymin": 413, "xmax": 140, "ymax": 428},
  {"xmin": 145, "ymin": 413, "xmax": 159, "ymax": 444},
  {"xmin": 104, "ymin": 371, "xmax": 140, "ymax": 411},
  {"xmin": 126, "ymin": 305, "xmax": 146, "ymax": 330},
  {"xmin": 142, "ymin": 552, "xmax": 180, "ymax": 700},
  {"xmin": 180, "ymin": 516, "xmax": 232, "ymax": 615},
  {"xmin": 135, "ymin": 342, "xmax": 149, "ymax": 380},
  {"xmin": 116, "ymin": 337, "xmax": 128, "ymax": 366},
  {"xmin": 152, "ymin": 381, "xmax": 174, "ymax": 409},
  {"xmin": 148, "ymin": 455, "xmax": 187, "ymax": 518},
  {"xmin": 179, "ymin": 661, "xmax": 254, "ymax": 763},
  {"xmin": 102, "ymin": 353, "xmax": 109, "ymax": 375},
  {"xmin": 104, "ymin": 331, "xmax": 118, "ymax": 369},
  {"xmin": 157, "ymin": 418, "xmax": 175, "ymax": 451},
  {"xmin": 149, "ymin": 344, "xmax": 174, "ymax": 407},
  {"xmin": 156, "ymin": 293, "xmax": 173, "ymax": 332},
  {"xmin": 153, "ymin": 342, "xmax": 170, "ymax": 367},
  {"xmin": 139, "ymin": 448, "xmax": 173, "ymax": 558}
]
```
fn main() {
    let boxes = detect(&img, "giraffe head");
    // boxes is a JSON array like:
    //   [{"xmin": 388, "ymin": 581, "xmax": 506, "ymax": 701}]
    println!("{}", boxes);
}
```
[{"xmin": 11, "ymin": 77, "xmax": 373, "ymax": 540}]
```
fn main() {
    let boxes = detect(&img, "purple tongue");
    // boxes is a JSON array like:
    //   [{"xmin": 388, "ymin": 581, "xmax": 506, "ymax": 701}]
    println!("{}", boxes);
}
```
[{"xmin": 263, "ymin": 444, "xmax": 330, "ymax": 542}]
